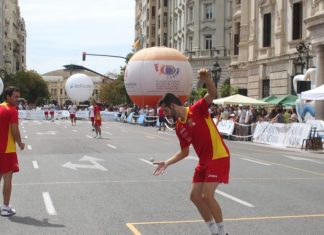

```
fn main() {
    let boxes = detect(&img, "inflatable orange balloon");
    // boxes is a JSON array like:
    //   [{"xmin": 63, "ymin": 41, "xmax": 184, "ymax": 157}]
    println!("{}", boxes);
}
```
[{"xmin": 124, "ymin": 47, "xmax": 193, "ymax": 107}]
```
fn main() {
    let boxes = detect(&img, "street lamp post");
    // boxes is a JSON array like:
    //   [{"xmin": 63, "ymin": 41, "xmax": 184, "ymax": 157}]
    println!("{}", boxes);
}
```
[{"xmin": 211, "ymin": 61, "xmax": 222, "ymax": 97}]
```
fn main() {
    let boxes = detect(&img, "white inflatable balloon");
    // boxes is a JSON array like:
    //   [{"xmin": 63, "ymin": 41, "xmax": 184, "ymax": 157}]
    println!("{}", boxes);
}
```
[
  {"xmin": 65, "ymin": 73, "xmax": 94, "ymax": 102},
  {"xmin": 0, "ymin": 78, "xmax": 3, "ymax": 96}
]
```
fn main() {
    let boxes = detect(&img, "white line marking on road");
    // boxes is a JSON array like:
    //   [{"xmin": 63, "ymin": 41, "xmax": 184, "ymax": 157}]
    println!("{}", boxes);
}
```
[
  {"xmin": 32, "ymin": 161, "xmax": 39, "ymax": 169},
  {"xmin": 22, "ymin": 129, "xmax": 26, "ymax": 133},
  {"xmin": 72, "ymin": 130, "xmax": 77, "ymax": 132},
  {"xmin": 140, "ymin": 158, "xmax": 153, "ymax": 165},
  {"xmin": 107, "ymin": 144, "xmax": 117, "ymax": 149},
  {"xmin": 86, "ymin": 135, "xmax": 93, "ymax": 138},
  {"xmin": 241, "ymin": 158, "xmax": 272, "ymax": 166},
  {"xmin": 24, "ymin": 136, "xmax": 28, "ymax": 139},
  {"xmin": 216, "ymin": 190, "xmax": 254, "ymax": 208},
  {"xmin": 146, "ymin": 135, "xmax": 155, "ymax": 139},
  {"xmin": 27, "ymin": 145, "xmax": 32, "ymax": 150},
  {"xmin": 104, "ymin": 131, "xmax": 112, "ymax": 135},
  {"xmin": 283, "ymin": 155, "xmax": 324, "ymax": 164},
  {"xmin": 42, "ymin": 192, "xmax": 57, "ymax": 215}
]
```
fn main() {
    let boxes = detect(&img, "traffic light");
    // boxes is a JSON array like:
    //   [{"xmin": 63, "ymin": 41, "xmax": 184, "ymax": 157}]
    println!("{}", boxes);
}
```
[{"xmin": 82, "ymin": 52, "xmax": 86, "ymax": 61}]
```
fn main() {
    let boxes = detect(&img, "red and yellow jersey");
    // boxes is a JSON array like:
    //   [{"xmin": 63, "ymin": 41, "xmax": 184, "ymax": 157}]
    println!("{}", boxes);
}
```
[
  {"xmin": 0, "ymin": 102, "xmax": 18, "ymax": 153},
  {"xmin": 94, "ymin": 105, "xmax": 101, "ymax": 121},
  {"xmin": 175, "ymin": 98, "xmax": 230, "ymax": 163}
]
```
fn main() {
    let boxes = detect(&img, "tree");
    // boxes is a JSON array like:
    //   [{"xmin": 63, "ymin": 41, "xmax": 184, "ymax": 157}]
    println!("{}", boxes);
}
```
[
  {"xmin": 187, "ymin": 87, "xmax": 207, "ymax": 104},
  {"xmin": 99, "ymin": 52, "xmax": 133, "ymax": 105},
  {"xmin": 2, "ymin": 70, "xmax": 49, "ymax": 105},
  {"xmin": 220, "ymin": 79, "xmax": 238, "ymax": 97}
]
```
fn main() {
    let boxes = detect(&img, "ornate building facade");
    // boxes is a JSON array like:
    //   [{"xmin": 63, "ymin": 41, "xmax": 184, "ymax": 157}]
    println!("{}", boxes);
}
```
[
  {"xmin": 230, "ymin": 0, "xmax": 314, "ymax": 98},
  {"xmin": 0, "ymin": 0, "xmax": 26, "ymax": 74},
  {"xmin": 135, "ymin": 0, "xmax": 232, "ymax": 91}
]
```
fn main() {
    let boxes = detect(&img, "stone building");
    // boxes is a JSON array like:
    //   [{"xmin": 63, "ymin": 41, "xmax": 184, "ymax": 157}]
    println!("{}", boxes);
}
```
[
  {"xmin": 0, "ymin": 0, "xmax": 26, "ymax": 74},
  {"xmin": 134, "ymin": 0, "xmax": 232, "ymax": 92},
  {"xmin": 230, "ymin": 0, "xmax": 315, "ymax": 98}
]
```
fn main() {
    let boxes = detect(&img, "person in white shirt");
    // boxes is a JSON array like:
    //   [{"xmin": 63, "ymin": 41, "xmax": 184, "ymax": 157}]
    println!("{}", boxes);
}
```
[
  {"xmin": 68, "ymin": 104, "xmax": 77, "ymax": 126},
  {"xmin": 89, "ymin": 105, "xmax": 95, "ymax": 131}
]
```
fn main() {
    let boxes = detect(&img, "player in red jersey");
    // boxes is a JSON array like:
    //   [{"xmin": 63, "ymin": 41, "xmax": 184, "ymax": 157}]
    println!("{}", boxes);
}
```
[
  {"xmin": 154, "ymin": 68, "xmax": 230, "ymax": 235},
  {"xmin": 92, "ymin": 100, "xmax": 102, "ymax": 138},
  {"xmin": 0, "ymin": 86, "xmax": 25, "ymax": 216}
]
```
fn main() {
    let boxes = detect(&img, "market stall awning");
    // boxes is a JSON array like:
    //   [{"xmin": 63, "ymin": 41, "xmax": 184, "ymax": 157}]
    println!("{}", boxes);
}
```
[{"xmin": 213, "ymin": 94, "xmax": 270, "ymax": 105}]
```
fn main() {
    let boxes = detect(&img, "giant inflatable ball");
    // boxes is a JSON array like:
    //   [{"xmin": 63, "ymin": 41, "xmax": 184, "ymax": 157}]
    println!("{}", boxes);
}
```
[
  {"xmin": 65, "ymin": 73, "xmax": 94, "ymax": 102},
  {"xmin": 124, "ymin": 47, "xmax": 193, "ymax": 107},
  {"xmin": 0, "ymin": 78, "xmax": 3, "ymax": 96}
]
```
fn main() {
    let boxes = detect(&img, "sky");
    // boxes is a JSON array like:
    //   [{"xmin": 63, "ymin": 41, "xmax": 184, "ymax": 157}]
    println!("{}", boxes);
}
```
[{"xmin": 19, "ymin": 0, "xmax": 135, "ymax": 76}]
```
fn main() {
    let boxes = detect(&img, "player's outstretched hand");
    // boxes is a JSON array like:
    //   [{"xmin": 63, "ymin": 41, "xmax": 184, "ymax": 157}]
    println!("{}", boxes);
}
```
[
  {"xmin": 153, "ymin": 161, "xmax": 168, "ymax": 176},
  {"xmin": 198, "ymin": 68, "xmax": 210, "ymax": 81}
]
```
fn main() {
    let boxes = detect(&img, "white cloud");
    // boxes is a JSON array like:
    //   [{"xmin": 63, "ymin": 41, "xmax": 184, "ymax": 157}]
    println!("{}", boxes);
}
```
[{"xmin": 19, "ymin": 0, "xmax": 135, "ymax": 75}]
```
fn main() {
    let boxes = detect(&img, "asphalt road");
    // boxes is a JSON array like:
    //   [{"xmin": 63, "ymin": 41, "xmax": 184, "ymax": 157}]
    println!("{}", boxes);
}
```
[{"xmin": 0, "ymin": 119, "xmax": 324, "ymax": 235}]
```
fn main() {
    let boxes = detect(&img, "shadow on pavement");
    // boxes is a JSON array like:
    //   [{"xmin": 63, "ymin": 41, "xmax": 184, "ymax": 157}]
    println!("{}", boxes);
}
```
[{"xmin": 8, "ymin": 216, "xmax": 65, "ymax": 228}]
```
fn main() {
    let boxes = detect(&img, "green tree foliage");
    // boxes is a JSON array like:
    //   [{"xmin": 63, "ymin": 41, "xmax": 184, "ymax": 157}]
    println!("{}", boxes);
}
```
[
  {"xmin": 99, "ymin": 52, "xmax": 134, "ymax": 105},
  {"xmin": 2, "ymin": 70, "xmax": 49, "ymax": 105},
  {"xmin": 187, "ymin": 87, "xmax": 207, "ymax": 104},
  {"xmin": 220, "ymin": 79, "xmax": 238, "ymax": 97}
]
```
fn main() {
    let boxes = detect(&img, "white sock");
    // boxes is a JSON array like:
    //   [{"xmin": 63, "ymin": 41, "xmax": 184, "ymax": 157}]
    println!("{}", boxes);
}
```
[
  {"xmin": 206, "ymin": 220, "xmax": 218, "ymax": 234},
  {"xmin": 217, "ymin": 222, "xmax": 226, "ymax": 235}
]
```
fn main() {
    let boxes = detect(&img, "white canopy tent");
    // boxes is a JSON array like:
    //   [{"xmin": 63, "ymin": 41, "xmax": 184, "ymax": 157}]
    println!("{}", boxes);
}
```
[
  {"xmin": 301, "ymin": 84, "xmax": 324, "ymax": 100},
  {"xmin": 213, "ymin": 94, "xmax": 270, "ymax": 105}
]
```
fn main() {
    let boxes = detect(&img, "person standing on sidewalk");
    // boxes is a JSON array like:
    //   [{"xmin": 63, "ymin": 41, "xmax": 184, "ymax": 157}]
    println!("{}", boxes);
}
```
[
  {"xmin": 0, "ymin": 86, "xmax": 25, "ymax": 216},
  {"xmin": 153, "ymin": 68, "xmax": 230, "ymax": 235}
]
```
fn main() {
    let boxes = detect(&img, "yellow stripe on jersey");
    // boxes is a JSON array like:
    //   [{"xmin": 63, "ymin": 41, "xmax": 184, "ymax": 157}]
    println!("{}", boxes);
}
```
[
  {"xmin": 205, "ymin": 116, "xmax": 228, "ymax": 160},
  {"xmin": 5, "ymin": 127, "xmax": 16, "ymax": 153}
]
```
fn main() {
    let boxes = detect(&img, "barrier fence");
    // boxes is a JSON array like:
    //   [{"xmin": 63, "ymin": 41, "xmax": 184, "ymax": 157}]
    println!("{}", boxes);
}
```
[{"xmin": 18, "ymin": 110, "xmax": 322, "ymax": 149}]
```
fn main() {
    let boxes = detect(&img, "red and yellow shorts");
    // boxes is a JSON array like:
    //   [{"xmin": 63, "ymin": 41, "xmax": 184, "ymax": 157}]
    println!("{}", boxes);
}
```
[
  {"xmin": 193, "ymin": 157, "xmax": 230, "ymax": 183},
  {"xmin": 70, "ymin": 114, "xmax": 76, "ymax": 119},
  {"xmin": 94, "ymin": 119, "xmax": 102, "ymax": 126},
  {"xmin": 0, "ymin": 153, "xmax": 19, "ymax": 174}
]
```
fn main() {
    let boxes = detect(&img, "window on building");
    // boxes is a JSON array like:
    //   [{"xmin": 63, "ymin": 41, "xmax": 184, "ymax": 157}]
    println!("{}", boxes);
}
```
[
  {"xmin": 263, "ymin": 13, "xmax": 271, "ymax": 47},
  {"xmin": 262, "ymin": 79, "xmax": 270, "ymax": 98},
  {"xmin": 292, "ymin": 2, "xmax": 302, "ymax": 40},
  {"xmin": 60, "ymin": 89, "xmax": 62, "ymax": 95},
  {"xmin": 158, "ymin": 15, "xmax": 161, "ymax": 29},
  {"xmin": 152, "ymin": 6, "xmax": 155, "ymax": 18},
  {"xmin": 151, "ymin": 25, "xmax": 156, "ymax": 37},
  {"xmin": 234, "ymin": 22, "xmax": 240, "ymax": 55},
  {"xmin": 188, "ymin": 7, "xmax": 193, "ymax": 22},
  {"xmin": 205, "ymin": 4, "xmax": 213, "ymax": 20},
  {"xmin": 164, "ymin": 0, "xmax": 167, "ymax": 7},
  {"xmin": 163, "ymin": 13, "xmax": 167, "ymax": 27},
  {"xmin": 188, "ymin": 37, "xmax": 193, "ymax": 51},
  {"xmin": 146, "ymin": 9, "xmax": 149, "ymax": 20},
  {"xmin": 163, "ymin": 33, "xmax": 167, "ymax": 46},
  {"xmin": 147, "ymin": 26, "xmax": 149, "ymax": 36},
  {"xmin": 151, "ymin": 42, "xmax": 155, "ymax": 47},
  {"xmin": 205, "ymin": 35, "xmax": 212, "ymax": 50}
]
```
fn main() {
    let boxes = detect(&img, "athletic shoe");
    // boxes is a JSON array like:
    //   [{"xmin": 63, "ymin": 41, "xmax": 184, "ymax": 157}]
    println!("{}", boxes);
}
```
[
  {"xmin": 93, "ymin": 135, "xmax": 98, "ymax": 138},
  {"xmin": 1, "ymin": 206, "xmax": 16, "ymax": 216},
  {"xmin": 97, "ymin": 135, "xmax": 102, "ymax": 139}
]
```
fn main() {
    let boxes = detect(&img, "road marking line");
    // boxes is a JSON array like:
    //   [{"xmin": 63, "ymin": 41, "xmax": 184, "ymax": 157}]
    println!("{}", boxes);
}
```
[
  {"xmin": 140, "ymin": 158, "xmax": 153, "ymax": 165},
  {"xmin": 241, "ymin": 158, "xmax": 272, "ymax": 166},
  {"xmin": 27, "ymin": 145, "xmax": 32, "ymax": 150},
  {"xmin": 72, "ymin": 130, "xmax": 77, "ymax": 132},
  {"xmin": 23, "ymin": 129, "xmax": 26, "ymax": 133},
  {"xmin": 145, "ymin": 135, "xmax": 155, "ymax": 139},
  {"xmin": 104, "ymin": 131, "xmax": 112, "ymax": 135},
  {"xmin": 42, "ymin": 192, "xmax": 57, "ymax": 215},
  {"xmin": 216, "ymin": 190, "xmax": 254, "ymax": 208},
  {"xmin": 32, "ymin": 161, "xmax": 39, "ymax": 169},
  {"xmin": 86, "ymin": 135, "xmax": 93, "ymax": 138},
  {"xmin": 24, "ymin": 135, "xmax": 28, "ymax": 139},
  {"xmin": 107, "ymin": 144, "xmax": 117, "ymax": 149}
]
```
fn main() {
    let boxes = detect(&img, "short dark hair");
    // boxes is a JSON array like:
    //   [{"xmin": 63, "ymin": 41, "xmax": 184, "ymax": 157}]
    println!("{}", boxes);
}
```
[
  {"xmin": 158, "ymin": 93, "xmax": 182, "ymax": 107},
  {"xmin": 4, "ymin": 86, "xmax": 20, "ymax": 99}
]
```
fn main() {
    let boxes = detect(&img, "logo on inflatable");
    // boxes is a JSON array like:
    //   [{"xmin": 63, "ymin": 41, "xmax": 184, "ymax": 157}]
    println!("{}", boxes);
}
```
[{"xmin": 154, "ymin": 64, "xmax": 180, "ymax": 79}]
